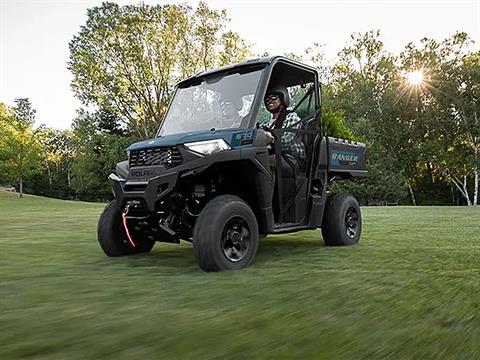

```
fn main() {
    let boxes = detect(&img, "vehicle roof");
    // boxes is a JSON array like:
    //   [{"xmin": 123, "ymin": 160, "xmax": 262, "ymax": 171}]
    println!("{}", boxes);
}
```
[{"xmin": 177, "ymin": 56, "xmax": 317, "ymax": 88}]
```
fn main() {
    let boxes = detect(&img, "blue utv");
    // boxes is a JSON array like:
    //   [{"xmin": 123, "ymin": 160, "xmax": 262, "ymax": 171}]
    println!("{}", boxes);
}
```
[{"xmin": 97, "ymin": 56, "xmax": 368, "ymax": 272}]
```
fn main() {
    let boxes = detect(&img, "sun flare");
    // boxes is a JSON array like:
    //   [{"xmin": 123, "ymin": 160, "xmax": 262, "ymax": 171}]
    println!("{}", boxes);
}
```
[{"xmin": 405, "ymin": 70, "xmax": 424, "ymax": 86}]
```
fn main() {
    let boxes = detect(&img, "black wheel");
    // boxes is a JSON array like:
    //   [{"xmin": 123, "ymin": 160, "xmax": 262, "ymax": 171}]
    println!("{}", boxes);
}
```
[
  {"xmin": 321, "ymin": 193, "xmax": 362, "ymax": 246},
  {"xmin": 97, "ymin": 200, "xmax": 154, "ymax": 256},
  {"xmin": 193, "ymin": 195, "xmax": 259, "ymax": 272}
]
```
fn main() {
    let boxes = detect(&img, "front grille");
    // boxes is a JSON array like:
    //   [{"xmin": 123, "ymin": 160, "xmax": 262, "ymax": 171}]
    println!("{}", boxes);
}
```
[{"xmin": 129, "ymin": 147, "xmax": 182, "ymax": 168}]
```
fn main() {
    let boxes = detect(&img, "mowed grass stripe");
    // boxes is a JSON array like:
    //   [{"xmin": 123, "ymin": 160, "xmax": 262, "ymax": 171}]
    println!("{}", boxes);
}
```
[{"xmin": 1, "ymin": 191, "xmax": 479, "ymax": 359}]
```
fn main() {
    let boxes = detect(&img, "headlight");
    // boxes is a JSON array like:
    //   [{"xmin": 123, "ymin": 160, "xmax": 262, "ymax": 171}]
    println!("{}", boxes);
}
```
[{"xmin": 184, "ymin": 139, "xmax": 231, "ymax": 156}]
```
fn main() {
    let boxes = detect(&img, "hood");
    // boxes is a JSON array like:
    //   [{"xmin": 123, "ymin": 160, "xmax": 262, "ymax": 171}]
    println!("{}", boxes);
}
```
[{"xmin": 127, "ymin": 128, "xmax": 256, "ymax": 151}]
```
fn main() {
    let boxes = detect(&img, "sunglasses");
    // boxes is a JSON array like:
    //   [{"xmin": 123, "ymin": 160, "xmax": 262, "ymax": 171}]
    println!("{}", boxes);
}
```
[
  {"xmin": 220, "ymin": 100, "xmax": 233, "ymax": 107},
  {"xmin": 264, "ymin": 94, "xmax": 281, "ymax": 102}
]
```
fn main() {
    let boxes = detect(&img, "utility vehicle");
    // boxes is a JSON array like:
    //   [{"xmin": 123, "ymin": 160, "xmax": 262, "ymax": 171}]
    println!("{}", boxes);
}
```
[{"xmin": 97, "ymin": 56, "xmax": 367, "ymax": 271}]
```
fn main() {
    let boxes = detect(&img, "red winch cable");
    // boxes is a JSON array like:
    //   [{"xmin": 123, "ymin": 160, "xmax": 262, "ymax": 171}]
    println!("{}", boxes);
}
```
[{"xmin": 121, "ymin": 212, "xmax": 136, "ymax": 247}]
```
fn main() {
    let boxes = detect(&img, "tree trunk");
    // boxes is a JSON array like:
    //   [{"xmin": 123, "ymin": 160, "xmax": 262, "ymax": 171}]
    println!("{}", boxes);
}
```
[
  {"xmin": 46, "ymin": 162, "xmax": 52, "ymax": 186},
  {"xmin": 451, "ymin": 176, "xmax": 472, "ymax": 206},
  {"xmin": 464, "ymin": 176, "xmax": 472, "ymax": 206},
  {"xmin": 450, "ymin": 183, "xmax": 456, "ymax": 205},
  {"xmin": 473, "ymin": 147, "xmax": 478, "ymax": 206},
  {"xmin": 19, "ymin": 179, "xmax": 23, "ymax": 198},
  {"xmin": 408, "ymin": 182, "xmax": 416, "ymax": 206}
]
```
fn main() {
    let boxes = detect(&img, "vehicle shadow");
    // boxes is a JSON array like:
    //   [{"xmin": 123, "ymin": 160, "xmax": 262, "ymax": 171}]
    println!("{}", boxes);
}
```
[
  {"xmin": 95, "ymin": 234, "xmax": 326, "ymax": 272},
  {"xmin": 255, "ymin": 235, "xmax": 326, "ymax": 264},
  {"xmin": 123, "ymin": 244, "xmax": 198, "ymax": 271}
]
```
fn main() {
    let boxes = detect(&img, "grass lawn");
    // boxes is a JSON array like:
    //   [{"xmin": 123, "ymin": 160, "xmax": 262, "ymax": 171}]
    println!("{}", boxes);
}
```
[{"xmin": 0, "ymin": 191, "xmax": 479, "ymax": 359}]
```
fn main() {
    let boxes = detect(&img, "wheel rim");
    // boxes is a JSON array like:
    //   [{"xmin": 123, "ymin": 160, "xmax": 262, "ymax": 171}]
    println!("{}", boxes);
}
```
[
  {"xmin": 221, "ymin": 217, "xmax": 251, "ymax": 262},
  {"xmin": 345, "ymin": 207, "xmax": 359, "ymax": 239}
]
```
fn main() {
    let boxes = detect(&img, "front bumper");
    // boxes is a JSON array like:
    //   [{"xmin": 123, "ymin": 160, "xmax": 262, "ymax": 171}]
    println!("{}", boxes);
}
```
[{"xmin": 110, "ymin": 170, "xmax": 178, "ymax": 213}]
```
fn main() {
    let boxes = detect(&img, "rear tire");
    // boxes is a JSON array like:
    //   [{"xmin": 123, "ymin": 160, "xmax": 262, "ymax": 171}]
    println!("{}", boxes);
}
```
[
  {"xmin": 97, "ymin": 200, "xmax": 154, "ymax": 256},
  {"xmin": 321, "ymin": 193, "xmax": 362, "ymax": 246},
  {"xmin": 193, "ymin": 195, "xmax": 259, "ymax": 272}
]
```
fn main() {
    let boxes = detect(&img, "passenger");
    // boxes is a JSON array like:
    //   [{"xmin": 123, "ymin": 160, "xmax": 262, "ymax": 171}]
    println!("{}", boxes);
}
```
[
  {"xmin": 220, "ymin": 96, "xmax": 243, "ymax": 129},
  {"xmin": 263, "ymin": 86, "xmax": 306, "ymax": 209},
  {"xmin": 264, "ymin": 85, "xmax": 306, "ymax": 162}
]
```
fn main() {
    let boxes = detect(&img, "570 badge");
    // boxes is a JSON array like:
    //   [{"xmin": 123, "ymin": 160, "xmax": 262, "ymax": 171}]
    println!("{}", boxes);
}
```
[{"xmin": 231, "ymin": 130, "xmax": 256, "ymax": 147}]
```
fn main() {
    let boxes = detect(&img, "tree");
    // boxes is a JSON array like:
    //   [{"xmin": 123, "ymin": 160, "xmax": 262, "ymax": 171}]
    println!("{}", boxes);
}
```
[
  {"xmin": 304, "ymin": 42, "xmax": 331, "ymax": 84},
  {"xmin": 399, "ymin": 33, "xmax": 479, "ymax": 205},
  {"xmin": 0, "ymin": 99, "xmax": 44, "ymax": 197},
  {"xmin": 70, "ymin": 109, "xmax": 133, "ymax": 201},
  {"xmin": 68, "ymin": 2, "xmax": 250, "ymax": 138},
  {"xmin": 35, "ymin": 129, "xmax": 76, "ymax": 198},
  {"xmin": 0, "ymin": 103, "xmax": 13, "ymax": 183},
  {"xmin": 438, "ymin": 46, "xmax": 479, "ymax": 205},
  {"xmin": 330, "ymin": 30, "xmax": 395, "ymax": 127}
]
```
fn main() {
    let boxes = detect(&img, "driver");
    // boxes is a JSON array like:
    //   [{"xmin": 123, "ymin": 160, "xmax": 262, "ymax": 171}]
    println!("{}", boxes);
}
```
[{"xmin": 220, "ymin": 95, "xmax": 243, "ymax": 128}]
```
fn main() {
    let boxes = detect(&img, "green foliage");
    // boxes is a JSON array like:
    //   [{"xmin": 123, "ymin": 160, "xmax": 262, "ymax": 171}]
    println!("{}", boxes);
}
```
[
  {"xmin": 321, "ymin": 108, "xmax": 354, "ymax": 140},
  {"xmin": 30, "ymin": 128, "xmax": 76, "ymax": 199},
  {"xmin": 398, "ymin": 33, "xmax": 480, "ymax": 205},
  {"xmin": 0, "ymin": 99, "xmax": 44, "ymax": 197},
  {"xmin": 70, "ymin": 110, "xmax": 133, "ymax": 201},
  {"xmin": 330, "ymin": 30, "xmax": 398, "ymax": 129},
  {"xmin": 68, "ymin": 1, "xmax": 250, "ymax": 138},
  {"xmin": 311, "ymin": 30, "xmax": 479, "ymax": 205},
  {"xmin": 332, "ymin": 151, "xmax": 408, "ymax": 205},
  {"xmin": 0, "ymin": 103, "xmax": 12, "ymax": 180}
]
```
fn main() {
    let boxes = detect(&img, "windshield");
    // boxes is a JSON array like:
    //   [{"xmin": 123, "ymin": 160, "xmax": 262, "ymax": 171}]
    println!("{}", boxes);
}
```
[{"xmin": 158, "ymin": 68, "xmax": 263, "ymax": 136}]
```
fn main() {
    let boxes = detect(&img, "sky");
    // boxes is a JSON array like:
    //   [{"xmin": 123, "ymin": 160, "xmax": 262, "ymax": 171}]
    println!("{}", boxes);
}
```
[{"xmin": 1, "ymin": 0, "xmax": 479, "ymax": 130}]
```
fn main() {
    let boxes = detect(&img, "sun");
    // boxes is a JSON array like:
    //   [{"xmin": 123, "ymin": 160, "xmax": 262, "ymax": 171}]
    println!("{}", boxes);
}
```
[
  {"xmin": 397, "ymin": 68, "xmax": 433, "ymax": 103},
  {"xmin": 405, "ymin": 70, "xmax": 424, "ymax": 86}
]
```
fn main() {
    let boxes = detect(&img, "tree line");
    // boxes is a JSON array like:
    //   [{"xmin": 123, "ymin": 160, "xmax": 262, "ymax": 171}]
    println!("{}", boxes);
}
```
[{"xmin": 0, "ymin": 2, "xmax": 478, "ymax": 205}]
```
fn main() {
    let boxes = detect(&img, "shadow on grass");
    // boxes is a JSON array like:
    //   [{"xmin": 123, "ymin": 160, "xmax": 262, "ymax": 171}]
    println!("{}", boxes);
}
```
[
  {"xmin": 260, "ymin": 235, "xmax": 324, "ymax": 248},
  {"xmin": 255, "ymin": 236, "xmax": 326, "ymax": 265},
  {"xmin": 114, "ymin": 245, "xmax": 198, "ymax": 271},
  {"xmin": 96, "ymin": 235, "xmax": 327, "ymax": 272}
]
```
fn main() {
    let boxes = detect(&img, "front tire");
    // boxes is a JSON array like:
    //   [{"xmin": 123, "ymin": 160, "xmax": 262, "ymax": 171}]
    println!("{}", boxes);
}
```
[
  {"xmin": 321, "ymin": 193, "xmax": 362, "ymax": 246},
  {"xmin": 97, "ymin": 200, "xmax": 154, "ymax": 256},
  {"xmin": 193, "ymin": 195, "xmax": 259, "ymax": 272}
]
